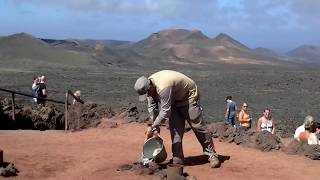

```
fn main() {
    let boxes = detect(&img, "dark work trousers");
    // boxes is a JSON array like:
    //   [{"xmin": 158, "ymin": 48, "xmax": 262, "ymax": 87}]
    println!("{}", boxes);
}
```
[{"xmin": 169, "ymin": 101, "xmax": 217, "ymax": 163}]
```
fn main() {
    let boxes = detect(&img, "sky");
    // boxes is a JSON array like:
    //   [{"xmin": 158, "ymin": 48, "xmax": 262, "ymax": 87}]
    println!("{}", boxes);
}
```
[{"xmin": 0, "ymin": 0, "xmax": 319, "ymax": 52}]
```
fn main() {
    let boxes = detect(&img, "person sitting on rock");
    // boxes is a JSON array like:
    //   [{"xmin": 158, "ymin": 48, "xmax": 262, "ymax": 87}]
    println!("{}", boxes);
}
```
[
  {"xmin": 294, "ymin": 115, "xmax": 314, "ymax": 141},
  {"xmin": 316, "ymin": 122, "xmax": 320, "ymax": 143},
  {"xmin": 238, "ymin": 102, "xmax": 251, "ymax": 129},
  {"xmin": 256, "ymin": 109, "xmax": 275, "ymax": 134},
  {"xmin": 298, "ymin": 121, "xmax": 319, "ymax": 145},
  {"xmin": 72, "ymin": 90, "xmax": 81, "ymax": 105}
]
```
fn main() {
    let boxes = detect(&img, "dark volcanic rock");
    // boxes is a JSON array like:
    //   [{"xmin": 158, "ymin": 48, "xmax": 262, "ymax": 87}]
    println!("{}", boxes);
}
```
[
  {"xmin": 67, "ymin": 103, "xmax": 115, "ymax": 130},
  {"xmin": 284, "ymin": 140, "xmax": 320, "ymax": 160},
  {"xmin": 208, "ymin": 122, "xmax": 283, "ymax": 152},
  {"xmin": 119, "ymin": 104, "xmax": 149, "ymax": 124},
  {"xmin": 0, "ymin": 98, "xmax": 64, "ymax": 130},
  {"xmin": 117, "ymin": 164, "xmax": 133, "ymax": 171},
  {"xmin": 207, "ymin": 122, "xmax": 228, "ymax": 138},
  {"xmin": 0, "ymin": 162, "xmax": 19, "ymax": 177},
  {"xmin": 31, "ymin": 105, "xmax": 64, "ymax": 130},
  {"xmin": 0, "ymin": 98, "xmax": 118, "ymax": 130},
  {"xmin": 255, "ymin": 131, "xmax": 282, "ymax": 151}
]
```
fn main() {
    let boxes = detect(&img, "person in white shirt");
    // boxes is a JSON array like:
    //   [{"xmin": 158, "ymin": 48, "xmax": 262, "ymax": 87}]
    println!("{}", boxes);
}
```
[
  {"xmin": 294, "ymin": 115, "xmax": 314, "ymax": 141},
  {"xmin": 72, "ymin": 90, "xmax": 81, "ymax": 105},
  {"xmin": 298, "ymin": 121, "xmax": 319, "ymax": 145}
]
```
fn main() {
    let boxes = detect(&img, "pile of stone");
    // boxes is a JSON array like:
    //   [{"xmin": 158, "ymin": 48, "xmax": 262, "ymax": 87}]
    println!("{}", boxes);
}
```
[
  {"xmin": 207, "ymin": 122, "xmax": 283, "ymax": 151},
  {"xmin": 117, "ymin": 162, "xmax": 196, "ymax": 180},
  {"xmin": 0, "ymin": 149, "xmax": 19, "ymax": 177},
  {"xmin": 0, "ymin": 98, "xmax": 64, "ymax": 130},
  {"xmin": 1, "ymin": 97, "xmax": 148, "ymax": 130},
  {"xmin": 0, "ymin": 163, "xmax": 19, "ymax": 177},
  {"xmin": 283, "ymin": 140, "xmax": 320, "ymax": 160}
]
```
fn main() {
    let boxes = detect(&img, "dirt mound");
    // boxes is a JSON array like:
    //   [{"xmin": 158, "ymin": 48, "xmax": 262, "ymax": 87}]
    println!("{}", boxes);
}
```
[
  {"xmin": 283, "ymin": 140, "xmax": 320, "ymax": 160},
  {"xmin": 1, "ymin": 123, "xmax": 320, "ymax": 179},
  {"xmin": 117, "ymin": 162, "xmax": 195, "ymax": 180},
  {"xmin": 0, "ymin": 98, "xmax": 64, "ymax": 130},
  {"xmin": 67, "ymin": 103, "xmax": 115, "ymax": 130},
  {"xmin": 117, "ymin": 105, "xmax": 149, "ymax": 124},
  {"xmin": 67, "ymin": 103, "xmax": 149, "ymax": 130},
  {"xmin": 255, "ymin": 131, "xmax": 282, "ymax": 151},
  {"xmin": 0, "ymin": 97, "xmax": 149, "ymax": 130},
  {"xmin": 208, "ymin": 122, "xmax": 283, "ymax": 151}
]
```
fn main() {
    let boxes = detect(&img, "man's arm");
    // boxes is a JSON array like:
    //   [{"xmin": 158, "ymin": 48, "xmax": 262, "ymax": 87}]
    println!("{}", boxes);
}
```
[
  {"xmin": 225, "ymin": 103, "xmax": 230, "ymax": 119},
  {"xmin": 42, "ymin": 89, "xmax": 47, "ymax": 97},
  {"xmin": 147, "ymin": 96, "xmax": 159, "ymax": 122},
  {"xmin": 272, "ymin": 121, "xmax": 275, "ymax": 134},
  {"xmin": 256, "ymin": 118, "xmax": 262, "ymax": 132},
  {"xmin": 151, "ymin": 87, "xmax": 173, "ymax": 129},
  {"xmin": 41, "ymin": 84, "xmax": 47, "ymax": 97}
]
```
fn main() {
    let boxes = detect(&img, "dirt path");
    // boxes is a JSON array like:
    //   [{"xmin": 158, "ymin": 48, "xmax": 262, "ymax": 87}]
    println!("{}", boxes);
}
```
[{"xmin": 0, "ymin": 123, "xmax": 319, "ymax": 180}]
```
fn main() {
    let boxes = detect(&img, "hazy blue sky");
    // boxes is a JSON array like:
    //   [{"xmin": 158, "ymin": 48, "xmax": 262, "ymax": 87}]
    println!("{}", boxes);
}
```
[{"xmin": 0, "ymin": 0, "xmax": 319, "ymax": 52}]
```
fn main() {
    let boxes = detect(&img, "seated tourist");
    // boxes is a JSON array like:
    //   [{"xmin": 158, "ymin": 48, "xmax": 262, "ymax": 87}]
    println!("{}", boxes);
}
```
[
  {"xmin": 256, "ymin": 109, "xmax": 275, "ymax": 134},
  {"xmin": 315, "ymin": 122, "xmax": 320, "ymax": 143},
  {"xmin": 72, "ymin": 90, "xmax": 81, "ymax": 105},
  {"xmin": 298, "ymin": 121, "xmax": 319, "ymax": 145},
  {"xmin": 238, "ymin": 102, "xmax": 251, "ymax": 129},
  {"xmin": 294, "ymin": 115, "xmax": 314, "ymax": 141}
]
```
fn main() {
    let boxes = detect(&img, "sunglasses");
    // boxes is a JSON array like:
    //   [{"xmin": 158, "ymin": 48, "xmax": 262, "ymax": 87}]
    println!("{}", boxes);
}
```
[{"xmin": 243, "ymin": 106, "xmax": 248, "ymax": 107}]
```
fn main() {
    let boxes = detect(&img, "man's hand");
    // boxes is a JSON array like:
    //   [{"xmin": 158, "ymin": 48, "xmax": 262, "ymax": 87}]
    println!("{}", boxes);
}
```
[
  {"xmin": 153, "ymin": 128, "xmax": 159, "ymax": 138},
  {"xmin": 145, "ymin": 126, "xmax": 153, "ymax": 141},
  {"xmin": 145, "ymin": 126, "xmax": 160, "ymax": 141}
]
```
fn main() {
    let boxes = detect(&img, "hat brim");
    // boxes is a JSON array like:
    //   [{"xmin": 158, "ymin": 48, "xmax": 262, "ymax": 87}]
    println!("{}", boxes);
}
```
[{"xmin": 139, "ymin": 93, "xmax": 148, "ymax": 102}]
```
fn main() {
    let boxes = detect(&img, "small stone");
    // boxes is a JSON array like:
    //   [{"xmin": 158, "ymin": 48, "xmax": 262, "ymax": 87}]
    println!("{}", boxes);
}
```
[{"xmin": 116, "ymin": 164, "xmax": 132, "ymax": 171}]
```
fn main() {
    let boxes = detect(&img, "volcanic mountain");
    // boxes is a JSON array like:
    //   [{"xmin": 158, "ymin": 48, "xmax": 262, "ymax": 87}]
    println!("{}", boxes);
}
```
[
  {"xmin": 131, "ymin": 29, "xmax": 287, "ymax": 65},
  {"xmin": 0, "ymin": 29, "xmax": 302, "ymax": 69},
  {"xmin": 286, "ymin": 45, "xmax": 320, "ymax": 64},
  {"xmin": 0, "ymin": 33, "xmax": 94, "ymax": 67}
]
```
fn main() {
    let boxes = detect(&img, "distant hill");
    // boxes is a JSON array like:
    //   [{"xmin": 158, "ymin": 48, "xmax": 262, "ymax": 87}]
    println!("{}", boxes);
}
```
[
  {"xmin": 0, "ymin": 30, "xmax": 305, "ymax": 69},
  {"xmin": 286, "ymin": 45, "xmax": 320, "ymax": 64},
  {"xmin": 252, "ymin": 47, "xmax": 280, "ymax": 57},
  {"xmin": 0, "ymin": 33, "xmax": 94, "ymax": 67},
  {"xmin": 41, "ymin": 39, "xmax": 80, "ymax": 48},
  {"xmin": 74, "ymin": 39, "xmax": 133, "ymax": 49},
  {"xmin": 131, "ymin": 29, "xmax": 287, "ymax": 65},
  {"xmin": 131, "ymin": 29, "xmax": 213, "ymax": 61},
  {"xmin": 0, "ymin": 33, "xmax": 144, "ymax": 68},
  {"xmin": 211, "ymin": 33, "xmax": 250, "ymax": 51}
]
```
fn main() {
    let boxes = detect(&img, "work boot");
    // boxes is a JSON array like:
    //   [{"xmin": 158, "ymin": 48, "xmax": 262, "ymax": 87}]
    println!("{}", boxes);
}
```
[{"xmin": 208, "ymin": 154, "xmax": 220, "ymax": 168}]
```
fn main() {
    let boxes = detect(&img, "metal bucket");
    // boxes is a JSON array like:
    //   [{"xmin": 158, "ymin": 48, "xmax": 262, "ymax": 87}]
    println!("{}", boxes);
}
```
[{"xmin": 142, "ymin": 136, "xmax": 167, "ymax": 163}]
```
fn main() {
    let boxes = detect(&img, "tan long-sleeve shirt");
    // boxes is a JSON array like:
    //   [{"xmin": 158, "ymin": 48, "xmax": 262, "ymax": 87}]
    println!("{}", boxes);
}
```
[{"xmin": 147, "ymin": 70, "xmax": 199, "ymax": 128}]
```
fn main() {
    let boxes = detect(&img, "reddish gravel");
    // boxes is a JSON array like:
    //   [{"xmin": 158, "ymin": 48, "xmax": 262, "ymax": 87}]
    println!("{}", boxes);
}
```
[{"xmin": 0, "ymin": 122, "xmax": 319, "ymax": 180}]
